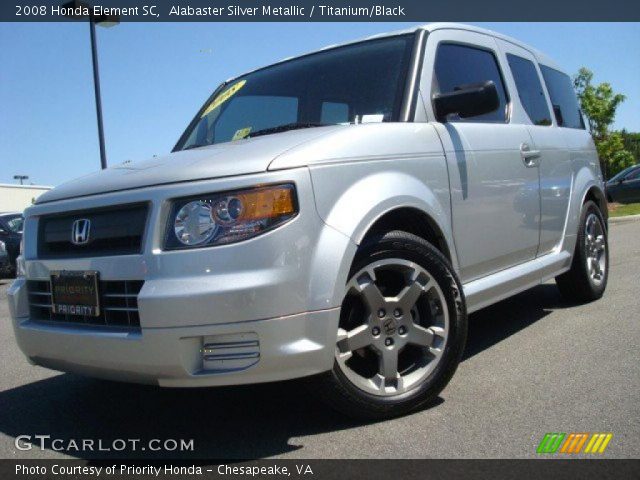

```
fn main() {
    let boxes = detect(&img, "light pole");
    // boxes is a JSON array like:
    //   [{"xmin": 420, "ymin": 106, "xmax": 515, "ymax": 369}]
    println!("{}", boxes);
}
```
[
  {"xmin": 62, "ymin": 1, "xmax": 119, "ymax": 170},
  {"xmin": 13, "ymin": 175, "xmax": 29, "ymax": 185}
]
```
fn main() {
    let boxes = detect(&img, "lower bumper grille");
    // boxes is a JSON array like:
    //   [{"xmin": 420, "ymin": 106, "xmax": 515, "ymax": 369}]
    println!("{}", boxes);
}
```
[
  {"xmin": 27, "ymin": 279, "xmax": 144, "ymax": 329},
  {"xmin": 201, "ymin": 333, "xmax": 260, "ymax": 372}
]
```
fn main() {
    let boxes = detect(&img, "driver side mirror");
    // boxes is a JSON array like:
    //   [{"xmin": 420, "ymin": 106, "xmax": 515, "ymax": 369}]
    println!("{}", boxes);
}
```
[{"xmin": 433, "ymin": 81, "xmax": 500, "ymax": 122}]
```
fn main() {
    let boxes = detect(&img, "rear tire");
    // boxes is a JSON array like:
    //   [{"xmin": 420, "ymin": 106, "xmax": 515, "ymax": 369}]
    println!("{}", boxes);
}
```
[
  {"xmin": 312, "ymin": 231, "xmax": 467, "ymax": 420},
  {"xmin": 556, "ymin": 201, "xmax": 609, "ymax": 303}
]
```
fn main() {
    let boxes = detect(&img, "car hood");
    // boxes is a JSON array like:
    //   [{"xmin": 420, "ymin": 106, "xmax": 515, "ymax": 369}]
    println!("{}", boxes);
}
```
[{"xmin": 36, "ymin": 126, "xmax": 344, "ymax": 204}]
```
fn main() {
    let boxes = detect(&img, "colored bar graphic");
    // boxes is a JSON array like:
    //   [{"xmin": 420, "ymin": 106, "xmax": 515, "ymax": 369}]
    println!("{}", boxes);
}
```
[
  {"xmin": 573, "ymin": 433, "xmax": 589, "ymax": 453},
  {"xmin": 537, "ymin": 433, "xmax": 566, "ymax": 453},
  {"xmin": 538, "ymin": 433, "xmax": 613, "ymax": 454},
  {"xmin": 584, "ymin": 433, "xmax": 613, "ymax": 454},
  {"xmin": 560, "ymin": 433, "xmax": 589, "ymax": 453}
]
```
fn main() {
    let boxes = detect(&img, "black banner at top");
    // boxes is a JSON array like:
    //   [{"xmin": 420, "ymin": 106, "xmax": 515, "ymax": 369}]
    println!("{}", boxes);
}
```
[{"xmin": 3, "ymin": 0, "xmax": 640, "ymax": 22}]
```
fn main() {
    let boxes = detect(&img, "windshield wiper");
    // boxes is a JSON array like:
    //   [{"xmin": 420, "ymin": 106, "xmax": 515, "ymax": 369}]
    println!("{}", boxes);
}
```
[
  {"xmin": 181, "ymin": 123, "xmax": 334, "ymax": 150},
  {"xmin": 247, "ymin": 122, "xmax": 333, "ymax": 138}
]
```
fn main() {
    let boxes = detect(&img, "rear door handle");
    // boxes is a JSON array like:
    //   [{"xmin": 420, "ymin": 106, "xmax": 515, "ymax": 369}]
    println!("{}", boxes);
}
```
[{"xmin": 520, "ymin": 143, "xmax": 541, "ymax": 167}]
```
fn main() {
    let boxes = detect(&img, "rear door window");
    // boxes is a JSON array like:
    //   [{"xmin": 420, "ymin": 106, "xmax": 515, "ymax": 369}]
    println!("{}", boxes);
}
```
[{"xmin": 507, "ymin": 54, "xmax": 552, "ymax": 126}]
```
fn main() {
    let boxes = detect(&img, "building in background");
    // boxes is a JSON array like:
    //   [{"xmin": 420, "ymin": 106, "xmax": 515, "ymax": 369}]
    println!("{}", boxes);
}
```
[{"xmin": 0, "ymin": 184, "xmax": 52, "ymax": 213}]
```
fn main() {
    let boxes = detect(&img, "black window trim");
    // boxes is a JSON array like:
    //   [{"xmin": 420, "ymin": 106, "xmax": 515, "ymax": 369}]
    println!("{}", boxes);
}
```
[
  {"xmin": 402, "ymin": 29, "xmax": 428, "ymax": 122},
  {"xmin": 430, "ymin": 40, "xmax": 512, "ymax": 125}
]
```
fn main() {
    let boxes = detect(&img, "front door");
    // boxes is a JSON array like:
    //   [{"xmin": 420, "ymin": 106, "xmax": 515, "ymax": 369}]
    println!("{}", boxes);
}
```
[{"xmin": 421, "ymin": 29, "xmax": 541, "ymax": 283}]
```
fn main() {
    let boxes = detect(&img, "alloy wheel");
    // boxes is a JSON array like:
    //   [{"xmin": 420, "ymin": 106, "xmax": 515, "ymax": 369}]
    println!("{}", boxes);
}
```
[
  {"xmin": 584, "ymin": 213, "xmax": 606, "ymax": 286},
  {"xmin": 335, "ymin": 259, "xmax": 449, "ymax": 397}
]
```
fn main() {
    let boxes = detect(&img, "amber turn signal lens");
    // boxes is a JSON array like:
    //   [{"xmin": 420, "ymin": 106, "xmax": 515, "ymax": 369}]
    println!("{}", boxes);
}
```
[{"xmin": 237, "ymin": 186, "xmax": 296, "ymax": 221}]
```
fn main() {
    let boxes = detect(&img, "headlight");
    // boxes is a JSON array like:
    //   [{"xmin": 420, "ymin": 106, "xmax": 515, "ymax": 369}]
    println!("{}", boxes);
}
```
[
  {"xmin": 165, "ymin": 184, "xmax": 298, "ymax": 249},
  {"xmin": 0, "ymin": 240, "xmax": 6, "ymax": 255},
  {"xmin": 173, "ymin": 200, "xmax": 218, "ymax": 246}
]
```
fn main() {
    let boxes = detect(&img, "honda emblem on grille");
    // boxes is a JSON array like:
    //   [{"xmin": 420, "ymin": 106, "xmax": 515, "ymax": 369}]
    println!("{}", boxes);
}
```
[{"xmin": 71, "ymin": 219, "xmax": 91, "ymax": 245}]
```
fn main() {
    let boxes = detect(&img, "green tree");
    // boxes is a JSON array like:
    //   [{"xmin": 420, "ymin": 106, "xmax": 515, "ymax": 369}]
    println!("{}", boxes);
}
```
[
  {"xmin": 573, "ymin": 68, "xmax": 635, "ymax": 178},
  {"xmin": 596, "ymin": 132, "xmax": 635, "ymax": 177},
  {"xmin": 619, "ymin": 129, "xmax": 640, "ymax": 163}
]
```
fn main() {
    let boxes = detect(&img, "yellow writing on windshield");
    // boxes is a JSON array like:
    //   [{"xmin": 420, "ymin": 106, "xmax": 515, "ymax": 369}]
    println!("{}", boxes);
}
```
[
  {"xmin": 201, "ymin": 80, "xmax": 246, "ymax": 117},
  {"xmin": 232, "ymin": 127, "xmax": 252, "ymax": 140}
]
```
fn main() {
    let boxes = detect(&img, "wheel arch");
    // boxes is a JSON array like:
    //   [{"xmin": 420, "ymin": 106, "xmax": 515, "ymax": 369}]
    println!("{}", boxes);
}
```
[
  {"xmin": 315, "ymin": 169, "xmax": 458, "ymax": 272},
  {"xmin": 361, "ymin": 207, "xmax": 453, "ymax": 265},
  {"xmin": 308, "ymin": 166, "xmax": 457, "ymax": 310},
  {"xmin": 561, "ymin": 167, "xmax": 608, "ymax": 256},
  {"xmin": 583, "ymin": 185, "xmax": 609, "ymax": 226}
]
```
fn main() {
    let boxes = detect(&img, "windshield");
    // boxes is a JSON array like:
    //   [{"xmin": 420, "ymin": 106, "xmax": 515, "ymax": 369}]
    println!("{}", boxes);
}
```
[
  {"xmin": 1, "ymin": 214, "xmax": 23, "ymax": 233},
  {"xmin": 176, "ymin": 34, "xmax": 415, "ymax": 150}
]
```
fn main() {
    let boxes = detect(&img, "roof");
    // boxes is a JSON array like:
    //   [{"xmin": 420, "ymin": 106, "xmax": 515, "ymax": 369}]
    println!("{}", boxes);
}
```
[
  {"xmin": 230, "ymin": 22, "xmax": 564, "ymax": 82},
  {"xmin": 423, "ymin": 23, "xmax": 562, "ymax": 70}
]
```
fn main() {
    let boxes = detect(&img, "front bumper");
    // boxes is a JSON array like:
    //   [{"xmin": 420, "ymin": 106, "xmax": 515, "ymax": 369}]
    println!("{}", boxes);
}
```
[
  {"xmin": 10, "ymin": 277, "xmax": 338, "ymax": 386},
  {"xmin": 8, "ymin": 168, "xmax": 356, "ymax": 386}
]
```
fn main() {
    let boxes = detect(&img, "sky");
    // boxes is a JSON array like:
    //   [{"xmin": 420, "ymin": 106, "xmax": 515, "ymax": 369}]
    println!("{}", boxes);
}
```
[{"xmin": 1, "ymin": 22, "xmax": 639, "ymax": 186}]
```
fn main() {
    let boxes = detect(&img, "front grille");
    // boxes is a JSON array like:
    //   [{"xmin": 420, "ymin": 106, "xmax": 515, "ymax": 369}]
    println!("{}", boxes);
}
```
[
  {"xmin": 38, "ymin": 204, "xmax": 148, "ymax": 258},
  {"xmin": 27, "ymin": 279, "xmax": 144, "ymax": 329}
]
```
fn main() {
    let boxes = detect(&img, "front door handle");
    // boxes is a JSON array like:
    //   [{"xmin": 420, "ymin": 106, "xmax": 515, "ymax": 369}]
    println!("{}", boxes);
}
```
[{"xmin": 520, "ymin": 143, "xmax": 541, "ymax": 167}]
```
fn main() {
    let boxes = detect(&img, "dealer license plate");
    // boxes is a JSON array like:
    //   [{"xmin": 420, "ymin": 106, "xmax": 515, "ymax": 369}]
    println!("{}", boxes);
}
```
[{"xmin": 50, "ymin": 270, "xmax": 100, "ymax": 317}]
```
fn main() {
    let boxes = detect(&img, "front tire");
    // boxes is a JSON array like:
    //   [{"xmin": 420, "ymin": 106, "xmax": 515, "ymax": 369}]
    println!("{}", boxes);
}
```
[
  {"xmin": 556, "ymin": 201, "xmax": 609, "ymax": 303},
  {"xmin": 313, "ymin": 231, "xmax": 467, "ymax": 420}
]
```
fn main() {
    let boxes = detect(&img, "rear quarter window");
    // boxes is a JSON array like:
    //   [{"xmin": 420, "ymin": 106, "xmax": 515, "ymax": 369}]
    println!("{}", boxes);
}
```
[{"xmin": 540, "ymin": 65, "xmax": 585, "ymax": 129}]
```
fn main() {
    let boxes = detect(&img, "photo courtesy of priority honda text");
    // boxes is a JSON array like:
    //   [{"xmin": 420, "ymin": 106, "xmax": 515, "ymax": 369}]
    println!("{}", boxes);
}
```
[{"xmin": 8, "ymin": 23, "xmax": 608, "ymax": 419}]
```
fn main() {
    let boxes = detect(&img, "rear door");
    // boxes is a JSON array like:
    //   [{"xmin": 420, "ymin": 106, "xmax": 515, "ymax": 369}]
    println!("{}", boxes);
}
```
[
  {"xmin": 495, "ymin": 39, "xmax": 572, "ymax": 256},
  {"xmin": 421, "ymin": 29, "xmax": 541, "ymax": 283},
  {"xmin": 540, "ymin": 63, "xmax": 599, "ymax": 248}
]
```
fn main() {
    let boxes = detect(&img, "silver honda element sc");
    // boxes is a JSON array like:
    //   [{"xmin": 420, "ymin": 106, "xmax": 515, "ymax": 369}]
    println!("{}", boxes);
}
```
[{"xmin": 8, "ymin": 23, "xmax": 608, "ymax": 419}]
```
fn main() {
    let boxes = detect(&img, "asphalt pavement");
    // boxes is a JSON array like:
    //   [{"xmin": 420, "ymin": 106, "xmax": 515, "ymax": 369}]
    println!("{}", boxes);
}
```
[{"xmin": 0, "ymin": 220, "xmax": 638, "ymax": 459}]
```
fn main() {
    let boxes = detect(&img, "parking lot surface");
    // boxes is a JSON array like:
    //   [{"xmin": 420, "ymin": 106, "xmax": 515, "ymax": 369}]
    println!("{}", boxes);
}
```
[{"xmin": 0, "ymin": 220, "xmax": 638, "ymax": 459}]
